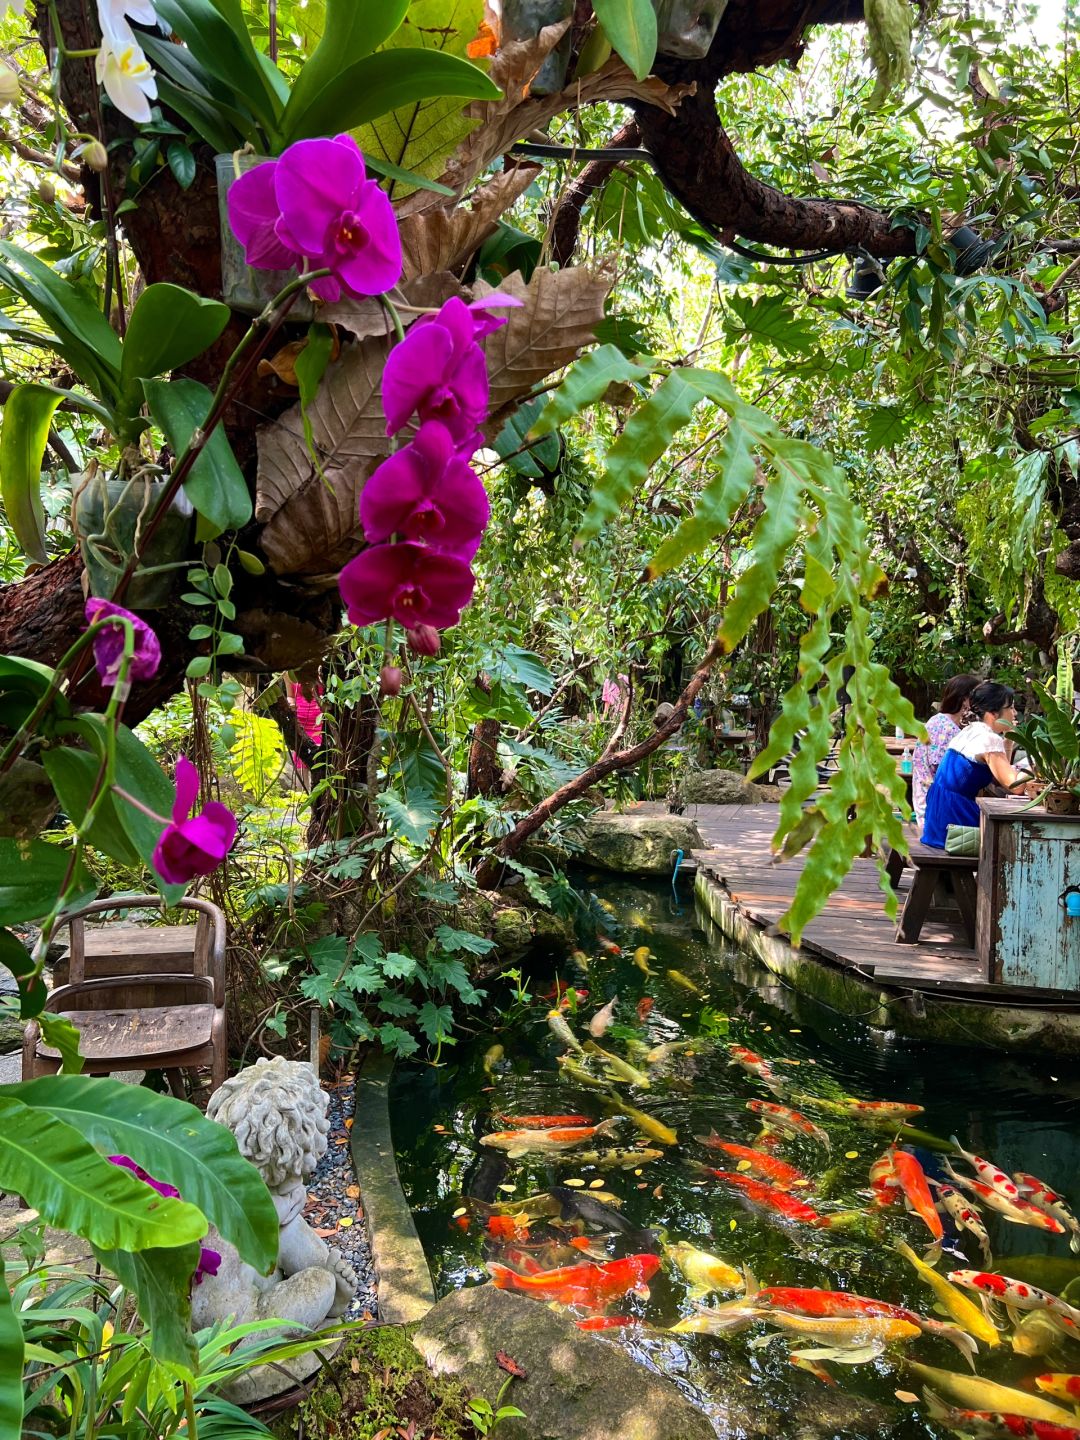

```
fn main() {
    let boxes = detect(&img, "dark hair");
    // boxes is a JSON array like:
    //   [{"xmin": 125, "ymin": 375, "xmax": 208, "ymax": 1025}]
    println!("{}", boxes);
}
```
[
  {"xmin": 967, "ymin": 680, "xmax": 1015, "ymax": 720},
  {"xmin": 938, "ymin": 673, "xmax": 981, "ymax": 715}
]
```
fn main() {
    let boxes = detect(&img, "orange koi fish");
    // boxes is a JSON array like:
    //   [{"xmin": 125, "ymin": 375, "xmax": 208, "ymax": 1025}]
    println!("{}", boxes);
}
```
[
  {"xmin": 842, "ymin": 1098, "xmax": 924, "ymax": 1119},
  {"xmin": 747, "ymin": 1099, "xmax": 831, "ymax": 1150},
  {"xmin": 487, "ymin": 1253, "xmax": 660, "ymax": 1307},
  {"xmin": 486, "ymin": 1214, "xmax": 530, "ymax": 1241},
  {"xmin": 1036, "ymin": 1376, "xmax": 1080, "ymax": 1404},
  {"xmin": 480, "ymin": 1118, "xmax": 620, "ymax": 1157},
  {"xmin": 945, "ymin": 1166, "xmax": 1067, "ymax": 1234},
  {"xmin": 704, "ymin": 1170, "xmax": 829, "ymax": 1226},
  {"xmin": 1015, "ymin": 1173, "xmax": 1080, "ymax": 1253},
  {"xmin": 869, "ymin": 1152, "xmax": 903, "ymax": 1208},
  {"xmin": 597, "ymin": 935, "xmax": 622, "ymax": 955},
  {"xmin": 728, "ymin": 1044, "xmax": 784, "ymax": 1092},
  {"xmin": 497, "ymin": 1114, "xmax": 591, "ymax": 1130},
  {"xmin": 890, "ymin": 1148, "xmax": 944, "ymax": 1241},
  {"xmin": 948, "ymin": 1271, "xmax": 1080, "ymax": 1331},
  {"xmin": 923, "ymin": 1390, "xmax": 1080, "ymax": 1440},
  {"xmin": 637, "ymin": 997, "xmax": 654, "ymax": 1023},
  {"xmin": 697, "ymin": 1140, "xmax": 807, "ymax": 1190},
  {"xmin": 576, "ymin": 1315, "xmax": 637, "ymax": 1331}
]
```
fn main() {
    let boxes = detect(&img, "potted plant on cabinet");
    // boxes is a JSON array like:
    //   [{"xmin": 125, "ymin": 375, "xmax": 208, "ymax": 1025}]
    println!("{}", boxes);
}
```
[{"xmin": 1004, "ymin": 684, "xmax": 1080, "ymax": 815}]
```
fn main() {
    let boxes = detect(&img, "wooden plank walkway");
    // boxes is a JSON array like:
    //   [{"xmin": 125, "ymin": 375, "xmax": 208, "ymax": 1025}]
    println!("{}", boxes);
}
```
[{"xmin": 673, "ymin": 802, "xmax": 985, "ymax": 989}]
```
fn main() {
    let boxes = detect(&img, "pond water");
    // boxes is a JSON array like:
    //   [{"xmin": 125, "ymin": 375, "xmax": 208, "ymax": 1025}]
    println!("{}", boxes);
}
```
[{"xmin": 391, "ymin": 876, "xmax": 1080, "ymax": 1439}]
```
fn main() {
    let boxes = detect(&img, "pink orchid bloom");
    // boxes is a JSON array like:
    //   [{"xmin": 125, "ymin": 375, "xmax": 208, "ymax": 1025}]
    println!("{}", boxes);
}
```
[
  {"xmin": 360, "ymin": 421, "xmax": 490, "ymax": 559},
  {"xmin": 338, "ymin": 542, "xmax": 474, "ymax": 630},
  {"xmin": 84, "ymin": 597, "xmax": 161, "ymax": 688},
  {"xmin": 227, "ymin": 134, "xmax": 401, "ymax": 302},
  {"xmin": 152, "ymin": 756, "xmax": 237, "ymax": 886}
]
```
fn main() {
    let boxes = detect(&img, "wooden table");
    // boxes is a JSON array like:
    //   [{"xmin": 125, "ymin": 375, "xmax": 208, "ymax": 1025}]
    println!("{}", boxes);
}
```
[{"xmin": 977, "ymin": 797, "xmax": 1080, "ymax": 987}]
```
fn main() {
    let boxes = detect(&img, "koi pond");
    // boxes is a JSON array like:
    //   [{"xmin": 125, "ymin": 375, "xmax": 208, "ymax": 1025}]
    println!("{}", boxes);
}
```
[{"xmin": 391, "ymin": 877, "xmax": 1080, "ymax": 1439}]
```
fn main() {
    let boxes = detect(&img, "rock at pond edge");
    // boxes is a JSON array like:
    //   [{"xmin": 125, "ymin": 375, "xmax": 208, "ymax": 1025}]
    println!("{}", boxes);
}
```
[
  {"xmin": 579, "ymin": 813, "xmax": 704, "ymax": 877},
  {"xmin": 413, "ymin": 1285, "xmax": 715, "ymax": 1440}
]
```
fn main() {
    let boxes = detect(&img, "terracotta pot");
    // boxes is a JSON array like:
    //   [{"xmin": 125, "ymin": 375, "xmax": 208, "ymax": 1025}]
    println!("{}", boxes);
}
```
[
  {"xmin": 1044, "ymin": 788, "xmax": 1080, "ymax": 816},
  {"xmin": 215, "ymin": 153, "xmax": 314, "ymax": 320}
]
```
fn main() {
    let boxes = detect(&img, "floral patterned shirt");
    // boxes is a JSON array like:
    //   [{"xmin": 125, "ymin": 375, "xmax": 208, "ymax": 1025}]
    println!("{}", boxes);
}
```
[{"xmin": 912, "ymin": 711, "xmax": 960, "ymax": 826}]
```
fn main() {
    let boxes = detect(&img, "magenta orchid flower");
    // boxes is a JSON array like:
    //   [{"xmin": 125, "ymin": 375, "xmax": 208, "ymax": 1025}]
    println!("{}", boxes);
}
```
[
  {"xmin": 406, "ymin": 624, "xmax": 441, "ymax": 656},
  {"xmin": 339, "ymin": 542, "xmax": 474, "ymax": 630},
  {"xmin": 152, "ymin": 756, "xmax": 237, "ymax": 886},
  {"xmin": 108, "ymin": 1155, "xmax": 222, "ymax": 1285},
  {"xmin": 84, "ymin": 597, "xmax": 161, "ymax": 688},
  {"xmin": 381, "ymin": 297, "xmax": 493, "ymax": 447},
  {"xmin": 227, "ymin": 134, "xmax": 401, "ymax": 302},
  {"xmin": 360, "ymin": 421, "xmax": 489, "ymax": 559}
]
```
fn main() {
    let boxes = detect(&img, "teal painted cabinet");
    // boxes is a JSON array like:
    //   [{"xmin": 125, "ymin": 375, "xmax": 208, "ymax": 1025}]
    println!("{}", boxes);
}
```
[{"xmin": 977, "ymin": 798, "xmax": 1080, "ymax": 989}]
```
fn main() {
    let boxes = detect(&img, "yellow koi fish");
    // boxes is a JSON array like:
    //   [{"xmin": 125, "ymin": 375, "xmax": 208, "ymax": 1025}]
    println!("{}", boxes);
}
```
[
  {"xmin": 583, "ymin": 1039, "xmax": 650, "ymax": 1088},
  {"xmin": 607, "ymin": 1097, "xmax": 677, "ymax": 1146},
  {"xmin": 546, "ymin": 1008, "xmax": 584, "ymax": 1054},
  {"xmin": 665, "ymin": 1241, "xmax": 743, "ymax": 1297},
  {"xmin": 632, "ymin": 946, "xmax": 654, "ymax": 975},
  {"xmin": 666, "ymin": 969, "xmax": 703, "ymax": 995},
  {"xmin": 894, "ymin": 1240, "xmax": 1000, "ymax": 1347},
  {"xmin": 903, "ymin": 1363, "xmax": 1080, "ymax": 1425}
]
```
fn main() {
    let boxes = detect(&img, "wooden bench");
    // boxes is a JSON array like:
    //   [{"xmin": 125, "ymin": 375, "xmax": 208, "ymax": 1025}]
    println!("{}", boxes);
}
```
[{"xmin": 893, "ymin": 839, "xmax": 979, "ymax": 945}]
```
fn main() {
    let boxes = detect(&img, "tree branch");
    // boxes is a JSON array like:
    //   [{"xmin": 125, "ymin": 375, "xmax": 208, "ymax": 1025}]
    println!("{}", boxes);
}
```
[
  {"xmin": 474, "ymin": 633, "xmax": 725, "ymax": 887},
  {"xmin": 549, "ymin": 120, "xmax": 640, "ymax": 267}
]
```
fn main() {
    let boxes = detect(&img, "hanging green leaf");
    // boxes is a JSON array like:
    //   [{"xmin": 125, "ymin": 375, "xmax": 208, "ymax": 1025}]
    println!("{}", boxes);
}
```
[
  {"xmin": 530, "ymin": 343, "xmax": 655, "ymax": 438},
  {"xmin": 592, "ymin": 0, "xmax": 658, "ymax": 81},
  {"xmin": 0, "ymin": 838, "xmax": 96, "ymax": 926},
  {"xmin": 143, "ymin": 377, "xmax": 252, "ymax": 539},
  {"xmin": 0, "ymin": 1256, "xmax": 23, "ymax": 1438},
  {"xmin": 119, "ymin": 285, "xmax": 231, "ymax": 430},
  {"xmin": 645, "ymin": 420, "xmax": 759, "ymax": 578},
  {"xmin": 42, "ymin": 747, "xmax": 142, "ymax": 868},
  {"xmin": 0, "ymin": 383, "xmax": 62, "ymax": 563},
  {"xmin": 95, "ymin": 1242, "xmax": 201, "ymax": 1374},
  {"xmin": 280, "ymin": 0, "xmax": 410, "ymax": 135}
]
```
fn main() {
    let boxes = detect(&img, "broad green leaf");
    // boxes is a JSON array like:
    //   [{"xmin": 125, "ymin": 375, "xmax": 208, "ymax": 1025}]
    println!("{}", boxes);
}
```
[
  {"xmin": 646, "ymin": 420, "xmax": 759, "ymax": 577},
  {"xmin": 592, "ymin": 0, "xmax": 657, "ymax": 80},
  {"xmin": 530, "ymin": 343, "xmax": 655, "ymax": 437},
  {"xmin": 493, "ymin": 397, "xmax": 561, "ymax": 479},
  {"xmin": 8, "ymin": 1076, "xmax": 279, "ymax": 1273},
  {"xmin": 0, "ymin": 383, "xmax": 62, "ymax": 563},
  {"xmin": 0, "ymin": 1256, "xmax": 23, "ymax": 1437},
  {"xmin": 376, "ymin": 789, "xmax": 440, "ymax": 846},
  {"xmin": 488, "ymin": 644, "xmax": 555, "ymax": 696},
  {"xmin": 0, "ymin": 926, "xmax": 46, "ymax": 1018},
  {"xmin": 722, "ymin": 291, "xmax": 819, "ymax": 355},
  {"xmin": 153, "ymin": 0, "xmax": 284, "ymax": 135},
  {"xmin": 42, "ymin": 747, "xmax": 142, "ymax": 868},
  {"xmin": 717, "ymin": 461, "xmax": 804, "ymax": 652},
  {"xmin": 0, "ymin": 837, "xmax": 96, "ymax": 926},
  {"xmin": 96, "ymin": 1242, "xmax": 200, "ymax": 1374},
  {"xmin": 282, "ymin": 46, "xmax": 500, "ymax": 145},
  {"xmin": 143, "ymin": 377, "xmax": 252, "ymax": 538},
  {"xmin": 354, "ymin": 0, "xmax": 488, "ymax": 189},
  {"xmin": 0, "ymin": 243, "xmax": 122, "ymax": 404},
  {"xmin": 577, "ymin": 371, "xmax": 702, "ymax": 543},
  {"xmin": 862, "ymin": 401, "xmax": 914, "ymax": 452},
  {"xmin": 36, "ymin": 1012, "xmax": 84, "ymax": 1073},
  {"xmin": 0, "ymin": 1094, "xmax": 207, "ymax": 1251},
  {"xmin": 281, "ymin": 0, "xmax": 409, "ymax": 134},
  {"xmin": 229, "ymin": 711, "xmax": 285, "ymax": 796},
  {"xmin": 119, "ymin": 285, "xmax": 231, "ymax": 419}
]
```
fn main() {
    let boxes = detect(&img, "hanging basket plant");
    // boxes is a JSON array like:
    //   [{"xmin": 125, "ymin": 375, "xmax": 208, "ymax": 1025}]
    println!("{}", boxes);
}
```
[{"xmin": 73, "ymin": 470, "xmax": 195, "ymax": 610}]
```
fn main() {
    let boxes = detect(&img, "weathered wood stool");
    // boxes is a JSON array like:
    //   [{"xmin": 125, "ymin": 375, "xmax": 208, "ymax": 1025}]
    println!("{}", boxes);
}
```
[
  {"xmin": 22, "ymin": 894, "xmax": 227, "ymax": 1095},
  {"xmin": 893, "ymin": 841, "xmax": 979, "ymax": 946}
]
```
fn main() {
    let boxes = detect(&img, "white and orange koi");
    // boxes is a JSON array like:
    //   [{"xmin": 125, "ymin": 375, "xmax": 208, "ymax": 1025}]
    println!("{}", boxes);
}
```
[
  {"xmin": 948, "ymin": 1271, "xmax": 1080, "ymax": 1333},
  {"xmin": 480, "ymin": 1117, "xmax": 620, "ymax": 1159},
  {"xmin": 933, "ymin": 1181, "xmax": 992, "ymax": 1264},
  {"xmin": 728, "ymin": 1044, "xmax": 784, "ymax": 1093},
  {"xmin": 869, "ymin": 1151, "xmax": 904, "ymax": 1209},
  {"xmin": 950, "ymin": 1137, "xmax": 1023, "ymax": 1204},
  {"xmin": 747, "ymin": 1100, "xmax": 831, "ymax": 1151},
  {"xmin": 1015, "ymin": 1173, "xmax": 1080, "ymax": 1254}
]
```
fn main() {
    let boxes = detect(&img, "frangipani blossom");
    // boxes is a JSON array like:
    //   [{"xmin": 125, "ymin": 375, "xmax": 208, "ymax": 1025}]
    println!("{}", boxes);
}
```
[
  {"xmin": 360, "ymin": 421, "xmax": 489, "ymax": 559},
  {"xmin": 227, "ymin": 134, "xmax": 401, "ymax": 302},
  {"xmin": 381, "ymin": 297, "xmax": 490, "ymax": 448},
  {"xmin": 95, "ymin": 27, "xmax": 156, "ymax": 123},
  {"xmin": 152, "ymin": 756, "xmax": 236, "ymax": 886},
  {"xmin": 339, "ymin": 542, "xmax": 474, "ymax": 630},
  {"xmin": 96, "ymin": 0, "xmax": 157, "ymax": 41},
  {"xmin": 84, "ymin": 597, "xmax": 161, "ymax": 688}
]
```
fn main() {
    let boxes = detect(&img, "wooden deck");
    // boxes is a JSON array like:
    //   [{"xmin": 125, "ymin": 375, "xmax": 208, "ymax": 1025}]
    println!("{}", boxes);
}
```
[{"xmin": 680, "ymin": 802, "xmax": 985, "ymax": 990}]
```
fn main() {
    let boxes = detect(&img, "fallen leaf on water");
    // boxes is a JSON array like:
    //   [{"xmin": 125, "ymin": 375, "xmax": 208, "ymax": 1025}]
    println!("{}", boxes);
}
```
[
  {"xmin": 498, "ymin": 1184, "xmax": 516, "ymax": 1193},
  {"xmin": 565, "ymin": 1178, "xmax": 585, "ymax": 1188},
  {"xmin": 737, "ymin": 1160, "xmax": 753, "ymax": 1172},
  {"xmin": 763, "ymin": 1026, "xmax": 772, "ymax": 1032},
  {"xmin": 792, "ymin": 1179, "xmax": 811, "ymax": 1188},
  {"xmin": 633, "ymin": 1168, "xmax": 643, "ymax": 1176},
  {"xmin": 653, "ymin": 1185, "xmax": 664, "ymax": 1200},
  {"xmin": 433, "ymin": 1125, "xmax": 446, "ymax": 1133},
  {"xmin": 790, "ymin": 1029, "xmax": 802, "ymax": 1034},
  {"xmin": 844, "ymin": 1151, "xmax": 859, "ymax": 1160},
  {"xmin": 895, "ymin": 1391, "xmax": 919, "ymax": 1404},
  {"xmin": 636, "ymin": 1182, "xmax": 648, "ymax": 1189},
  {"xmin": 496, "ymin": 1349, "xmax": 527, "ymax": 1379},
  {"xmin": 729, "ymin": 1219, "xmax": 738, "ymax": 1231},
  {"xmin": 589, "ymin": 1179, "xmax": 605, "ymax": 1189},
  {"xmin": 452, "ymin": 1207, "xmax": 468, "ymax": 1218}
]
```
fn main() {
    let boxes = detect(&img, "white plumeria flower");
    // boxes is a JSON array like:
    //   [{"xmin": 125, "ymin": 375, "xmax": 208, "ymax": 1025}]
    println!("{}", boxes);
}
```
[
  {"xmin": 95, "ymin": 26, "xmax": 156, "ymax": 123},
  {"xmin": 96, "ymin": 0, "xmax": 157, "ymax": 41}
]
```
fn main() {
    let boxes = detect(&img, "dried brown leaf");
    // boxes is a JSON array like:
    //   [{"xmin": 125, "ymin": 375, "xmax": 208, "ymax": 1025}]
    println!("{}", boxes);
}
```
[
  {"xmin": 397, "ymin": 165, "xmax": 540, "ymax": 282},
  {"xmin": 320, "ymin": 273, "xmax": 465, "ymax": 342},
  {"xmin": 478, "ymin": 265, "xmax": 614, "ymax": 434}
]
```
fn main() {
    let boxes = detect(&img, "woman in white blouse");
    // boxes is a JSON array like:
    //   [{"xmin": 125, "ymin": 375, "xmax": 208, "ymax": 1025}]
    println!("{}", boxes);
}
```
[{"xmin": 921, "ymin": 681, "xmax": 1032, "ymax": 848}]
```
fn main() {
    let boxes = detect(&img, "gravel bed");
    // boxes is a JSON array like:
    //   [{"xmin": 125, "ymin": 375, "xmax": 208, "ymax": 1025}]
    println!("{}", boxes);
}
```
[{"xmin": 305, "ymin": 1074, "xmax": 378, "ymax": 1320}]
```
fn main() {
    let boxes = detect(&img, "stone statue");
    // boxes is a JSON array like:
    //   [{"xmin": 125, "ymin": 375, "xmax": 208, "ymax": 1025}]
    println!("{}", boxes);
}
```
[{"xmin": 191, "ymin": 1057, "xmax": 358, "ymax": 1401}]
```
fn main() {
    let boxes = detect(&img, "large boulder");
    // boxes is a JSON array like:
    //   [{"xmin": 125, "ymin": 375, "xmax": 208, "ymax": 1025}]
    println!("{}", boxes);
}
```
[
  {"xmin": 579, "ymin": 813, "xmax": 704, "ymax": 876},
  {"xmin": 413, "ymin": 1285, "xmax": 715, "ymax": 1440},
  {"xmin": 680, "ymin": 768, "xmax": 765, "ymax": 805}
]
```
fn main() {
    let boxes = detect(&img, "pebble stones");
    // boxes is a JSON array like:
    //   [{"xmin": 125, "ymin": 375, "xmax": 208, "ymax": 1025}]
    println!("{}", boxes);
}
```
[{"xmin": 305, "ymin": 1075, "xmax": 378, "ymax": 1320}]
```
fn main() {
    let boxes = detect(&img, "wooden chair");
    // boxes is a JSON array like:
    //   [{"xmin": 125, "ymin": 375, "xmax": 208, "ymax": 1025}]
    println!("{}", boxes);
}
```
[
  {"xmin": 894, "ymin": 841, "xmax": 979, "ymax": 946},
  {"xmin": 23, "ymin": 894, "xmax": 227, "ymax": 1096}
]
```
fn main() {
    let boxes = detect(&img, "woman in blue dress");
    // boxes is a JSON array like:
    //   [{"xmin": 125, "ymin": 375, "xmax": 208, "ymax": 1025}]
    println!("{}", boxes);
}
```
[{"xmin": 922, "ymin": 681, "xmax": 1032, "ymax": 848}]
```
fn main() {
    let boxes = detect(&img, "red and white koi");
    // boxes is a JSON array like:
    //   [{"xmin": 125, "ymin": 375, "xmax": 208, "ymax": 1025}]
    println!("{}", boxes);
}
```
[
  {"xmin": 891, "ymin": 1148, "xmax": 944, "ymax": 1242},
  {"xmin": 1015, "ymin": 1173, "xmax": 1080, "ymax": 1254},
  {"xmin": 923, "ymin": 1389, "xmax": 1080, "ymax": 1440},
  {"xmin": 729, "ymin": 1044, "xmax": 784, "ymax": 1092},
  {"xmin": 869, "ymin": 1152, "xmax": 904, "ymax": 1209},
  {"xmin": 1036, "ymin": 1375, "xmax": 1080, "ymax": 1404},
  {"xmin": 950, "ymin": 1137, "xmax": 1024, "ymax": 1204},
  {"xmin": 704, "ymin": 1171, "xmax": 833, "ymax": 1226},
  {"xmin": 480, "ymin": 1117, "xmax": 620, "ymax": 1158},
  {"xmin": 945, "ymin": 1165, "xmax": 1067, "ymax": 1234},
  {"xmin": 933, "ymin": 1181, "xmax": 993, "ymax": 1263},
  {"xmin": 747, "ymin": 1100, "xmax": 831, "ymax": 1151},
  {"xmin": 948, "ymin": 1271, "xmax": 1080, "ymax": 1332}
]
